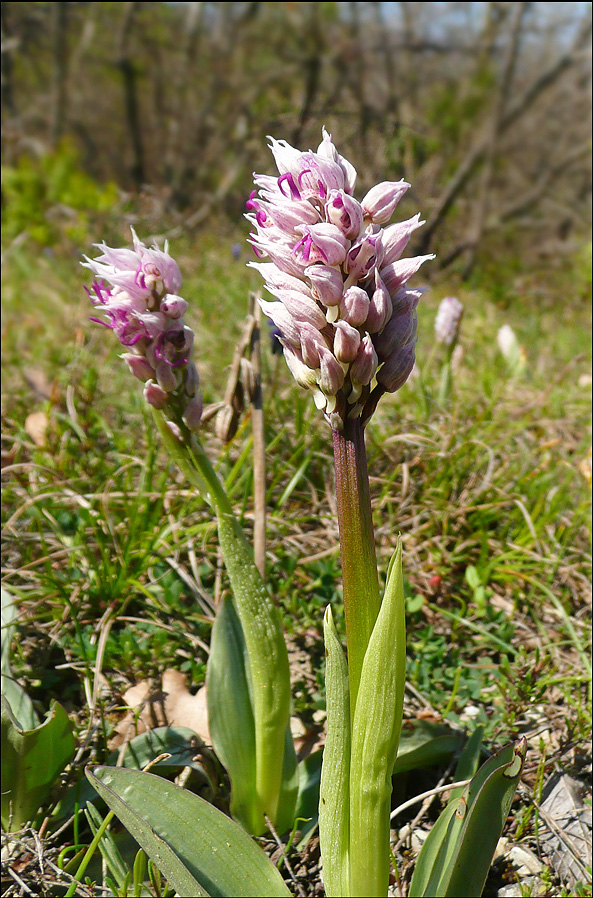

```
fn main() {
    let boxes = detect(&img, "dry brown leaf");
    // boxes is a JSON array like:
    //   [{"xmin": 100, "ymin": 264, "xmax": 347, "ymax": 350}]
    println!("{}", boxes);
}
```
[
  {"xmin": 109, "ymin": 669, "xmax": 210, "ymax": 750},
  {"xmin": 1, "ymin": 447, "xmax": 18, "ymax": 469},
  {"xmin": 24, "ymin": 412, "xmax": 49, "ymax": 447},
  {"xmin": 23, "ymin": 368, "xmax": 53, "ymax": 399}
]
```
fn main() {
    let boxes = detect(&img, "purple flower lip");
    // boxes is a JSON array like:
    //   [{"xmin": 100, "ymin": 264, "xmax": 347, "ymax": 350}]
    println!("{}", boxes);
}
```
[{"xmin": 278, "ymin": 172, "xmax": 302, "ymax": 201}]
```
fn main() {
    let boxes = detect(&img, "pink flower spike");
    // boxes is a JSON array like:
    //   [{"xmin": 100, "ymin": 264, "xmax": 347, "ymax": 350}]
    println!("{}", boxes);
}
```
[
  {"xmin": 84, "ymin": 230, "xmax": 202, "ymax": 430},
  {"xmin": 250, "ymin": 127, "xmax": 433, "ymax": 427},
  {"xmin": 434, "ymin": 296, "xmax": 464, "ymax": 346}
]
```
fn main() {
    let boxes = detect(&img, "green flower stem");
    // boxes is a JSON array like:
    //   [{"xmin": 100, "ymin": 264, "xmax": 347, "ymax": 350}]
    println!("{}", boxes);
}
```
[
  {"xmin": 438, "ymin": 342, "xmax": 456, "ymax": 406},
  {"xmin": 332, "ymin": 417, "xmax": 381, "ymax": 716},
  {"xmin": 153, "ymin": 410, "xmax": 293, "ymax": 832}
]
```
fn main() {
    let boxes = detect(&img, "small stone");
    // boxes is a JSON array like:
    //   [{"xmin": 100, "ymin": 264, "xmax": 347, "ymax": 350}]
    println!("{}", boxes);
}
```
[{"xmin": 508, "ymin": 845, "xmax": 543, "ymax": 876}]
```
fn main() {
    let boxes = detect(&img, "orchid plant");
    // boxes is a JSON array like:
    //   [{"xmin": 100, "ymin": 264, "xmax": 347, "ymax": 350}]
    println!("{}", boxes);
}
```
[
  {"xmin": 246, "ymin": 129, "xmax": 432, "ymax": 895},
  {"xmin": 434, "ymin": 295, "xmax": 464, "ymax": 404},
  {"xmin": 65, "ymin": 130, "xmax": 526, "ymax": 898}
]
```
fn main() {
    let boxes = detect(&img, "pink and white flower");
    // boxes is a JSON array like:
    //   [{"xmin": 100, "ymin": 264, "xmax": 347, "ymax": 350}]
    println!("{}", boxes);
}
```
[
  {"xmin": 249, "ymin": 129, "xmax": 434, "ymax": 428},
  {"xmin": 82, "ymin": 230, "xmax": 202, "ymax": 431}
]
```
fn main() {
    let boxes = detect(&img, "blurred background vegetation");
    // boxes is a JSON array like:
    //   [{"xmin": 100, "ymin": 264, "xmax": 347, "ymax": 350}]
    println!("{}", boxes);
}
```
[{"xmin": 1, "ymin": 0, "xmax": 591, "ymax": 279}]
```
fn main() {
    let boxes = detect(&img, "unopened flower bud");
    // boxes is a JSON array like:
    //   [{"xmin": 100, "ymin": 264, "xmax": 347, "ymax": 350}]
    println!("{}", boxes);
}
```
[
  {"xmin": 160, "ymin": 295, "xmax": 189, "ymax": 319},
  {"xmin": 155, "ymin": 360, "xmax": 178, "ymax": 393},
  {"xmin": 121, "ymin": 353, "xmax": 155, "ymax": 382},
  {"xmin": 374, "ymin": 309, "xmax": 418, "ymax": 360},
  {"xmin": 184, "ymin": 362, "xmax": 200, "ymax": 397},
  {"xmin": 334, "ymin": 320, "xmax": 361, "ymax": 364},
  {"xmin": 361, "ymin": 180, "xmax": 410, "ymax": 224},
  {"xmin": 390, "ymin": 286, "xmax": 426, "ymax": 316},
  {"xmin": 259, "ymin": 299, "xmax": 301, "ymax": 346},
  {"xmin": 305, "ymin": 264, "xmax": 344, "ymax": 308},
  {"xmin": 318, "ymin": 348, "xmax": 345, "ymax": 397},
  {"xmin": 376, "ymin": 340, "xmax": 417, "ymax": 393},
  {"xmin": 166, "ymin": 420, "xmax": 183, "ymax": 441},
  {"xmin": 365, "ymin": 271, "xmax": 392, "ymax": 334},
  {"xmin": 316, "ymin": 128, "xmax": 357, "ymax": 193},
  {"xmin": 248, "ymin": 262, "xmax": 311, "ymax": 297},
  {"xmin": 300, "ymin": 322, "xmax": 328, "ymax": 369},
  {"xmin": 183, "ymin": 395, "xmax": 203, "ymax": 431},
  {"xmin": 340, "ymin": 286, "xmax": 369, "ymax": 327},
  {"xmin": 380, "ymin": 254, "xmax": 434, "ymax": 295},
  {"xmin": 283, "ymin": 345, "xmax": 319, "ymax": 390},
  {"xmin": 144, "ymin": 380, "xmax": 169, "ymax": 409},
  {"xmin": 381, "ymin": 214, "xmax": 425, "ymax": 265},
  {"xmin": 350, "ymin": 334, "xmax": 378, "ymax": 388},
  {"xmin": 277, "ymin": 290, "xmax": 328, "ymax": 330}
]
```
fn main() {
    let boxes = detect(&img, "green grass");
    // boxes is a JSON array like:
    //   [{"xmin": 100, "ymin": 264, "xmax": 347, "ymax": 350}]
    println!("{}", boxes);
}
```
[{"xmin": 1, "ymin": 226, "xmax": 591, "ymax": 896}]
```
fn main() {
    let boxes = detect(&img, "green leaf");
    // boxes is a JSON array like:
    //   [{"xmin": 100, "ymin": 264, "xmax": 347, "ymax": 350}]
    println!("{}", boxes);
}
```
[
  {"xmin": 207, "ymin": 595, "xmax": 260, "ymax": 832},
  {"xmin": 86, "ymin": 766, "xmax": 292, "ymax": 898},
  {"xmin": 393, "ymin": 719, "xmax": 464, "ymax": 775},
  {"xmin": 349, "ymin": 539, "xmax": 406, "ymax": 897},
  {"xmin": 408, "ymin": 727, "xmax": 484, "ymax": 898},
  {"xmin": 441, "ymin": 739, "xmax": 526, "ymax": 897},
  {"xmin": 85, "ymin": 801, "xmax": 130, "ymax": 890},
  {"xmin": 277, "ymin": 722, "xmax": 299, "ymax": 835},
  {"xmin": 57, "ymin": 725, "xmax": 213, "ymax": 822},
  {"xmin": 451, "ymin": 726, "xmax": 483, "ymax": 797},
  {"xmin": 1, "ymin": 694, "xmax": 75, "ymax": 831},
  {"xmin": 1, "ymin": 587, "xmax": 16, "ymax": 675},
  {"xmin": 1, "ymin": 588, "xmax": 39, "ymax": 731},
  {"xmin": 464, "ymin": 565, "xmax": 481, "ymax": 591},
  {"xmin": 294, "ymin": 749, "xmax": 323, "ymax": 850},
  {"xmin": 116, "ymin": 726, "xmax": 211, "ymax": 776},
  {"xmin": 319, "ymin": 605, "xmax": 351, "ymax": 897},
  {"xmin": 409, "ymin": 739, "xmax": 526, "ymax": 897}
]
